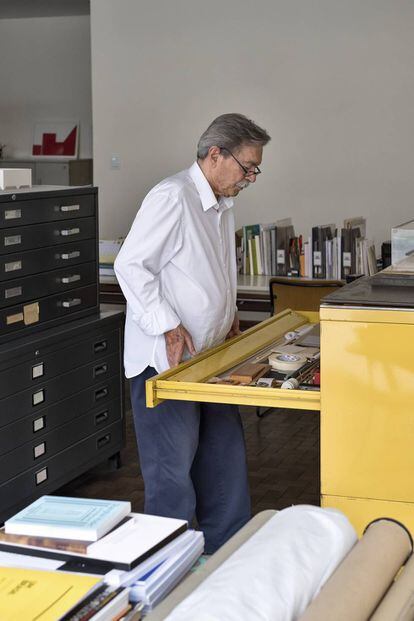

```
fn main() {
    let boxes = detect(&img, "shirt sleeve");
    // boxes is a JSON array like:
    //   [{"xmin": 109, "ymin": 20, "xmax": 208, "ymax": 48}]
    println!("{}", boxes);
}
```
[{"xmin": 114, "ymin": 189, "xmax": 183, "ymax": 336}]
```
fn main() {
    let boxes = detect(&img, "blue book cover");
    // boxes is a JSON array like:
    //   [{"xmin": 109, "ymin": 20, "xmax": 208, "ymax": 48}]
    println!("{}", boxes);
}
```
[{"xmin": 5, "ymin": 496, "xmax": 131, "ymax": 541}]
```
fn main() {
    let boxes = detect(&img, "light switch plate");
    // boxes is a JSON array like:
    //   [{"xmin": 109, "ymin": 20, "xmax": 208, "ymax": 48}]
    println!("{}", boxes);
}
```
[{"xmin": 111, "ymin": 154, "xmax": 121, "ymax": 169}]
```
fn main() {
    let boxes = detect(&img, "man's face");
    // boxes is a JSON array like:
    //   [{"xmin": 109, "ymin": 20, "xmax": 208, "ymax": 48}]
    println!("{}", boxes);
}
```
[{"xmin": 211, "ymin": 144, "xmax": 263, "ymax": 197}]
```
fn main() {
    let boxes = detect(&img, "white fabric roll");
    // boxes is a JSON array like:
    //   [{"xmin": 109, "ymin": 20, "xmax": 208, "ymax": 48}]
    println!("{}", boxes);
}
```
[{"xmin": 164, "ymin": 505, "xmax": 357, "ymax": 621}]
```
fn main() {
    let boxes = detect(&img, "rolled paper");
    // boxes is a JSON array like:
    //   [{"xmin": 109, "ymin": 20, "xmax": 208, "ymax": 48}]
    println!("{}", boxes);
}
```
[
  {"xmin": 370, "ymin": 552, "xmax": 414, "ymax": 620},
  {"xmin": 300, "ymin": 519, "xmax": 412, "ymax": 621}
]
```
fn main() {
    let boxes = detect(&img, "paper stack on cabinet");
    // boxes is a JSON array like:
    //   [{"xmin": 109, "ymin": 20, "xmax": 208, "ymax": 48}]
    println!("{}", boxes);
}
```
[
  {"xmin": 127, "ymin": 530, "xmax": 205, "ymax": 613},
  {"xmin": 99, "ymin": 239, "xmax": 123, "ymax": 281}
]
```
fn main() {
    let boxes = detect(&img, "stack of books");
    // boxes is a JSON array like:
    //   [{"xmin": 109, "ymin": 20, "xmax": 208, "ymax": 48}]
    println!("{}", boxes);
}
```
[
  {"xmin": 303, "ymin": 217, "xmax": 377, "ymax": 279},
  {"xmin": 0, "ymin": 495, "xmax": 205, "ymax": 619},
  {"xmin": 238, "ymin": 219, "xmax": 297, "ymax": 276},
  {"xmin": 238, "ymin": 216, "xmax": 378, "ymax": 279}
]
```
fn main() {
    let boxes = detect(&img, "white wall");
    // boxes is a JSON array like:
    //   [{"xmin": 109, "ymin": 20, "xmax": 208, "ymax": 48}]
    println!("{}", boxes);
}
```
[
  {"xmin": 0, "ymin": 15, "xmax": 92, "ymax": 159},
  {"xmin": 91, "ymin": 0, "xmax": 414, "ymax": 249}
]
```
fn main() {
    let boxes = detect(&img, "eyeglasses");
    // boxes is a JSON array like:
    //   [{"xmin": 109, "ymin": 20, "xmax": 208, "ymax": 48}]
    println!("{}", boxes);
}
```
[{"xmin": 219, "ymin": 147, "xmax": 261, "ymax": 177}]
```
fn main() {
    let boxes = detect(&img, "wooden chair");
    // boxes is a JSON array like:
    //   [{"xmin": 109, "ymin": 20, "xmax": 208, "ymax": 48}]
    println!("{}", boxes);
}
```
[{"xmin": 269, "ymin": 277, "xmax": 344, "ymax": 316}]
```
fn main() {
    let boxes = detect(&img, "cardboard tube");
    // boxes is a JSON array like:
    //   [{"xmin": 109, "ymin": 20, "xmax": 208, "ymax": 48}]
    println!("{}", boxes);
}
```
[
  {"xmin": 370, "ymin": 553, "xmax": 414, "ymax": 620},
  {"xmin": 299, "ymin": 519, "xmax": 412, "ymax": 621}
]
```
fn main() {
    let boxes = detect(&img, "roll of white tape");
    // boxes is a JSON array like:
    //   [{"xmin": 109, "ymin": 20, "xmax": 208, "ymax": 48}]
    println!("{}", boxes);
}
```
[
  {"xmin": 268, "ymin": 352, "xmax": 307, "ymax": 372},
  {"xmin": 281, "ymin": 378, "xmax": 300, "ymax": 390}
]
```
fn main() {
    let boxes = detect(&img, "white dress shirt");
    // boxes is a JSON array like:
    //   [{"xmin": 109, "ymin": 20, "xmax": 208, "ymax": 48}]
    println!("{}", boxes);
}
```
[{"xmin": 114, "ymin": 162, "xmax": 238, "ymax": 378}]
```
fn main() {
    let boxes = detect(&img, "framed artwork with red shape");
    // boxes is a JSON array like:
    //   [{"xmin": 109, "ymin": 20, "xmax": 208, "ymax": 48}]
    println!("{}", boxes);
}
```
[{"xmin": 32, "ymin": 121, "xmax": 79, "ymax": 159}]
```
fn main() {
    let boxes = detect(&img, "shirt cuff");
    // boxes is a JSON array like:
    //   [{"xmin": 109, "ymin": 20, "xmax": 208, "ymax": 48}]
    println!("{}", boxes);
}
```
[{"xmin": 134, "ymin": 299, "xmax": 180, "ymax": 336}]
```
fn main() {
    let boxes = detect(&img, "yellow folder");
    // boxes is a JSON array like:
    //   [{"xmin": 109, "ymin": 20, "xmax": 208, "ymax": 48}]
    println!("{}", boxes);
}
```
[{"xmin": 0, "ymin": 566, "xmax": 101, "ymax": 621}]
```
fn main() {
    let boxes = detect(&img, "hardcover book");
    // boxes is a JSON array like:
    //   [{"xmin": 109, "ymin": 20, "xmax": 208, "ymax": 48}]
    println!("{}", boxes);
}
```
[
  {"xmin": 0, "ymin": 512, "xmax": 188, "ymax": 571},
  {"xmin": 0, "ymin": 516, "xmax": 131, "ymax": 553},
  {"xmin": 4, "ymin": 496, "xmax": 131, "ymax": 542}
]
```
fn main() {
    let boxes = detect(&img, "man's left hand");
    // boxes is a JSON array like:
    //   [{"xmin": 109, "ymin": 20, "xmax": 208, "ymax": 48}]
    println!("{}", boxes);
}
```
[{"xmin": 226, "ymin": 312, "xmax": 242, "ymax": 340}]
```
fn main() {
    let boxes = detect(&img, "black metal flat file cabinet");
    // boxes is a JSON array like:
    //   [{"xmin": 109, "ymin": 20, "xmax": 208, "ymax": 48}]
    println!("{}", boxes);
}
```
[
  {"xmin": 0, "ymin": 310, "xmax": 125, "ymax": 523},
  {"xmin": 0, "ymin": 186, "xmax": 99, "ymax": 344}
]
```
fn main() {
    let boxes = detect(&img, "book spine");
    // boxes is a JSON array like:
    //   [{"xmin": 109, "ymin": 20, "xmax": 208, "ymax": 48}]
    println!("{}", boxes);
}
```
[
  {"xmin": 0, "ymin": 531, "xmax": 89, "ymax": 553},
  {"xmin": 254, "ymin": 235, "xmax": 262, "ymax": 275},
  {"xmin": 248, "ymin": 238, "xmax": 254, "ymax": 275}
]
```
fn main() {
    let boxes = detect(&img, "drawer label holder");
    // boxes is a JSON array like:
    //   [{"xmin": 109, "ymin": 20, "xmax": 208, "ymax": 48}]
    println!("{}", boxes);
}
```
[
  {"xmin": 4, "ymin": 209, "xmax": 21, "ymax": 220},
  {"xmin": 4, "ymin": 235, "xmax": 21, "ymax": 247},
  {"xmin": 5, "ymin": 286, "xmax": 22, "ymax": 300},
  {"xmin": 4, "ymin": 260, "xmax": 22, "ymax": 273}
]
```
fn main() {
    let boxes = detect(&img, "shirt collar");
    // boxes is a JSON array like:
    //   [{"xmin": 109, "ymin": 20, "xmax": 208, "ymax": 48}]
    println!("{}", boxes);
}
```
[{"xmin": 189, "ymin": 161, "xmax": 234, "ymax": 212}]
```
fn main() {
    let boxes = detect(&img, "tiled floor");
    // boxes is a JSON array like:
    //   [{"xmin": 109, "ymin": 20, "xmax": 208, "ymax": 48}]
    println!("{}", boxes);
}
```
[{"xmin": 58, "ymin": 404, "xmax": 320, "ymax": 515}]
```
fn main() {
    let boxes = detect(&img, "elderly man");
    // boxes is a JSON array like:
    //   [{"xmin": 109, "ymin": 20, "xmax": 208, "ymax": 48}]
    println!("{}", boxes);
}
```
[{"xmin": 115, "ymin": 113, "xmax": 270, "ymax": 553}]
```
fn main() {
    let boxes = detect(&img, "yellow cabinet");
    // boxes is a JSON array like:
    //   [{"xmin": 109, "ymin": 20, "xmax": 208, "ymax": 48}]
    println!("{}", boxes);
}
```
[
  {"xmin": 146, "ymin": 273, "xmax": 414, "ymax": 536},
  {"xmin": 320, "ymin": 305, "xmax": 414, "ymax": 534}
]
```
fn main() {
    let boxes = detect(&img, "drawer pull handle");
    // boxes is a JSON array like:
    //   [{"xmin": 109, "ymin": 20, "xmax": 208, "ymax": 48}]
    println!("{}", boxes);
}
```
[
  {"xmin": 97, "ymin": 433, "xmax": 111, "ymax": 449},
  {"xmin": 60, "ymin": 227, "xmax": 80, "ymax": 237},
  {"xmin": 35, "ymin": 467, "xmax": 48, "ymax": 485},
  {"xmin": 6, "ymin": 311, "xmax": 23, "ymax": 325},
  {"xmin": 33, "ymin": 416, "xmax": 45, "ymax": 432},
  {"xmin": 34, "ymin": 442, "xmax": 46, "ymax": 459},
  {"xmin": 60, "ymin": 204, "xmax": 80, "ymax": 212},
  {"xmin": 5, "ymin": 286, "xmax": 22, "ymax": 299},
  {"xmin": 95, "ymin": 387, "xmax": 108, "ymax": 401},
  {"xmin": 94, "ymin": 340, "xmax": 107, "ymax": 353},
  {"xmin": 4, "ymin": 208, "xmax": 21, "ymax": 220},
  {"xmin": 60, "ymin": 251, "xmax": 80, "ymax": 260},
  {"xmin": 4, "ymin": 234, "xmax": 21, "ymax": 247},
  {"xmin": 4, "ymin": 260, "xmax": 22, "ymax": 273},
  {"xmin": 94, "ymin": 363, "xmax": 108, "ymax": 377},
  {"xmin": 61, "ymin": 274, "xmax": 81, "ymax": 284},
  {"xmin": 32, "ymin": 389, "xmax": 45, "ymax": 406},
  {"xmin": 62, "ymin": 298, "xmax": 81, "ymax": 308},
  {"xmin": 95, "ymin": 410, "xmax": 109, "ymax": 425}
]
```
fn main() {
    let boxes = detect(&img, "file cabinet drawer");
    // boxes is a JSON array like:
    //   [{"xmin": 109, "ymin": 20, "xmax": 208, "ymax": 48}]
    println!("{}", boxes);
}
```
[
  {"xmin": 0, "ymin": 217, "xmax": 96, "ymax": 255},
  {"xmin": 146, "ymin": 310, "xmax": 320, "ymax": 411},
  {"xmin": 0, "ymin": 402, "xmax": 122, "ymax": 483},
  {"xmin": 0, "ymin": 284, "xmax": 98, "ymax": 342},
  {"xmin": 0, "ymin": 239, "xmax": 96, "ymax": 282},
  {"xmin": 0, "ymin": 261, "xmax": 96, "ymax": 309},
  {"xmin": 0, "ymin": 192, "xmax": 95, "ymax": 228},
  {"xmin": 0, "ymin": 422, "xmax": 123, "ymax": 521},
  {"xmin": 0, "ymin": 378, "xmax": 121, "ymax": 455},
  {"xmin": 0, "ymin": 353, "xmax": 120, "ymax": 426},
  {"xmin": 0, "ymin": 329, "xmax": 119, "ymax": 399}
]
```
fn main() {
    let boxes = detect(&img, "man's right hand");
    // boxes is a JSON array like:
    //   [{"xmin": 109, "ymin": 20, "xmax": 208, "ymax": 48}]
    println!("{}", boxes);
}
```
[{"xmin": 164, "ymin": 324, "xmax": 196, "ymax": 368}]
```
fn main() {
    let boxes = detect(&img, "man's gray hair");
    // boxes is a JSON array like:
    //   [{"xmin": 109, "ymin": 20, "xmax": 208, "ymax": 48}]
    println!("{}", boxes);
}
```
[{"xmin": 197, "ymin": 113, "xmax": 270, "ymax": 159}]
